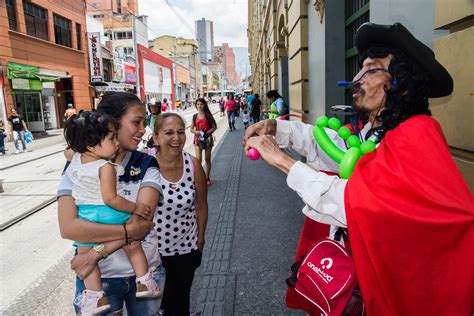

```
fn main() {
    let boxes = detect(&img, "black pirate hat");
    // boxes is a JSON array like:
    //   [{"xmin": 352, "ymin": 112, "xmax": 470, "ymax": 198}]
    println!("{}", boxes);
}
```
[{"xmin": 355, "ymin": 22, "xmax": 453, "ymax": 98}]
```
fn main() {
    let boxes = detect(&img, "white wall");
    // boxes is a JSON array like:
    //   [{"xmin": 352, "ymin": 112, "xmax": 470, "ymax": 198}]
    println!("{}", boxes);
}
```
[
  {"xmin": 86, "ymin": 16, "xmax": 106, "ymax": 45},
  {"xmin": 143, "ymin": 59, "xmax": 172, "ymax": 94}
]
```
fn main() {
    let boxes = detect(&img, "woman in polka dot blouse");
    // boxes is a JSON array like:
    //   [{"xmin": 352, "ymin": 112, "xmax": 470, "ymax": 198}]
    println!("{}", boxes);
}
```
[{"xmin": 151, "ymin": 112, "xmax": 209, "ymax": 315}]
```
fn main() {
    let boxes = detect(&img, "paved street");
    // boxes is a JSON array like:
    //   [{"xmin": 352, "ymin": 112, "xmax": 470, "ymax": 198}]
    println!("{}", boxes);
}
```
[{"xmin": 0, "ymin": 107, "xmax": 308, "ymax": 315}]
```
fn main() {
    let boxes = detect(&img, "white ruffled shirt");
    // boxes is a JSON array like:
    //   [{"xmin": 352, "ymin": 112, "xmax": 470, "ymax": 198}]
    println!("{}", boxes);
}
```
[
  {"xmin": 66, "ymin": 153, "xmax": 125, "ymax": 205},
  {"xmin": 275, "ymin": 120, "xmax": 372, "ymax": 229}
]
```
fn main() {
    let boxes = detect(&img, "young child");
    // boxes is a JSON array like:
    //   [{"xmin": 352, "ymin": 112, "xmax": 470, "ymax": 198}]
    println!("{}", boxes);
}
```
[
  {"xmin": 63, "ymin": 111, "xmax": 160, "ymax": 315},
  {"xmin": 242, "ymin": 109, "xmax": 250, "ymax": 129}
]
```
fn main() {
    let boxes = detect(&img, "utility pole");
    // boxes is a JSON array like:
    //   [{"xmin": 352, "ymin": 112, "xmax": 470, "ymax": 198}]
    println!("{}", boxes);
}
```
[
  {"xmin": 173, "ymin": 45, "xmax": 177, "ymax": 106},
  {"xmin": 132, "ymin": 16, "xmax": 141, "ymax": 99}
]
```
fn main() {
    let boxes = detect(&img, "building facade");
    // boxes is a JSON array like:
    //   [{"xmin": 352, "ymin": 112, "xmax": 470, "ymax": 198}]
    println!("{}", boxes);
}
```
[
  {"xmin": 86, "ymin": 0, "xmax": 138, "ymax": 16},
  {"xmin": 248, "ymin": 0, "xmax": 473, "ymax": 189},
  {"xmin": 149, "ymin": 36, "xmax": 201, "ymax": 99},
  {"xmin": 195, "ymin": 18, "xmax": 214, "ymax": 63},
  {"xmin": 1, "ymin": 0, "xmax": 92, "ymax": 131},
  {"xmin": 213, "ymin": 43, "xmax": 240, "ymax": 90},
  {"xmin": 137, "ymin": 44, "xmax": 175, "ymax": 107}
]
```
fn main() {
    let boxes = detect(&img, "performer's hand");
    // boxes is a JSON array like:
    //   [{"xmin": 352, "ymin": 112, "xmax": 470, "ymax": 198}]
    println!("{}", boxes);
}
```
[
  {"xmin": 243, "ymin": 119, "xmax": 277, "ymax": 147},
  {"xmin": 70, "ymin": 250, "xmax": 101, "ymax": 280},
  {"xmin": 246, "ymin": 135, "xmax": 296, "ymax": 174}
]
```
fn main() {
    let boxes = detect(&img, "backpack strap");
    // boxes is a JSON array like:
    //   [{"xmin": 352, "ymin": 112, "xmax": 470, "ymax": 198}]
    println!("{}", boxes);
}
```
[{"xmin": 193, "ymin": 113, "xmax": 197, "ymax": 128}]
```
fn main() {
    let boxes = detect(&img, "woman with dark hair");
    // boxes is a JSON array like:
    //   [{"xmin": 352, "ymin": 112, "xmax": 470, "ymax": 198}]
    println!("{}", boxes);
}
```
[
  {"xmin": 58, "ymin": 92, "xmax": 166, "ymax": 315},
  {"xmin": 190, "ymin": 98, "xmax": 217, "ymax": 186},
  {"xmin": 265, "ymin": 90, "xmax": 288, "ymax": 120},
  {"xmin": 225, "ymin": 93, "xmax": 237, "ymax": 131},
  {"xmin": 151, "ymin": 112, "xmax": 208, "ymax": 315}
]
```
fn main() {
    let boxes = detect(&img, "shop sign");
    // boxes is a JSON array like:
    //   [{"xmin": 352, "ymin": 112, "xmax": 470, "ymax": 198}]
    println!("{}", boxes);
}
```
[
  {"xmin": 124, "ymin": 63, "xmax": 136, "ymax": 84},
  {"xmin": 11, "ymin": 78, "xmax": 42, "ymax": 91},
  {"xmin": 87, "ymin": 32, "xmax": 103, "ymax": 83},
  {"xmin": 95, "ymin": 82, "xmax": 135, "ymax": 92}
]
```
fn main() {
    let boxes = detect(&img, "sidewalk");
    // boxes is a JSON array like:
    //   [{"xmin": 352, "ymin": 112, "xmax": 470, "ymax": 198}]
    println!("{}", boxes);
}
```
[{"xmin": 1, "ymin": 116, "xmax": 308, "ymax": 315}]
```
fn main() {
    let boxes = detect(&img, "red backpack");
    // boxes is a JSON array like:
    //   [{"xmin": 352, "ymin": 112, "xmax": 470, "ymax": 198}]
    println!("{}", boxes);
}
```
[{"xmin": 287, "ymin": 238, "xmax": 357, "ymax": 316}]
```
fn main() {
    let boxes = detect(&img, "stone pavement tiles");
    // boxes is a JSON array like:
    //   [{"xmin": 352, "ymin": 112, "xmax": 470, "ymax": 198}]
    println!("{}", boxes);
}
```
[{"xmin": 190, "ymin": 120, "xmax": 306, "ymax": 315}]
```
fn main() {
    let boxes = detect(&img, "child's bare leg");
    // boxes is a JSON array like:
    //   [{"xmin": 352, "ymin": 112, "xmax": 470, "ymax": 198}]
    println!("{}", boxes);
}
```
[
  {"xmin": 77, "ymin": 246, "xmax": 102, "ymax": 291},
  {"xmin": 122, "ymin": 241, "xmax": 148, "ymax": 277}
]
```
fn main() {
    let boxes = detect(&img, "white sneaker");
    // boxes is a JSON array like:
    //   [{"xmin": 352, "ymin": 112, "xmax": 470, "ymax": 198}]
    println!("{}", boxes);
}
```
[
  {"xmin": 15, "ymin": 150, "xmax": 19, "ymax": 154},
  {"xmin": 77, "ymin": 289, "xmax": 110, "ymax": 316},
  {"xmin": 23, "ymin": 149, "xmax": 28, "ymax": 153},
  {"xmin": 136, "ymin": 270, "xmax": 161, "ymax": 298}
]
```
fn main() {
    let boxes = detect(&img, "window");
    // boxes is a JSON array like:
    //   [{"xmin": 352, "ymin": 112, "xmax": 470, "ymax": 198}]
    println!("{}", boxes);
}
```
[
  {"xmin": 6, "ymin": 0, "xmax": 18, "ymax": 31},
  {"xmin": 104, "ymin": 31, "xmax": 113, "ymax": 41},
  {"xmin": 23, "ymin": 0, "xmax": 48, "ymax": 40},
  {"xmin": 54, "ymin": 14, "xmax": 72, "ymax": 47},
  {"xmin": 76, "ymin": 23, "xmax": 82, "ymax": 50},
  {"xmin": 117, "ymin": 0, "xmax": 122, "ymax": 13},
  {"xmin": 123, "ymin": 47, "xmax": 134, "ymax": 55},
  {"xmin": 114, "ymin": 31, "xmax": 132, "ymax": 40},
  {"xmin": 92, "ymin": 14, "xmax": 104, "ymax": 19}
]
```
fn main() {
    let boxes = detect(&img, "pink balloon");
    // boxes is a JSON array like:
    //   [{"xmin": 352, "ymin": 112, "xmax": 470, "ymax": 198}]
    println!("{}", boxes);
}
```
[{"xmin": 246, "ymin": 147, "xmax": 261, "ymax": 160}]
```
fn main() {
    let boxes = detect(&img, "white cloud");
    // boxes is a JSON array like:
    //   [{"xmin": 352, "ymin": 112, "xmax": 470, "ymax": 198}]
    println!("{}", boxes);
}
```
[{"xmin": 138, "ymin": 0, "xmax": 248, "ymax": 47}]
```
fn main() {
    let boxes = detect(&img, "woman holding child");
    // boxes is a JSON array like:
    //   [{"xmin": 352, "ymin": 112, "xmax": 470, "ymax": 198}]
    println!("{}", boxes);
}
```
[{"xmin": 58, "ymin": 92, "xmax": 165, "ymax": 315}]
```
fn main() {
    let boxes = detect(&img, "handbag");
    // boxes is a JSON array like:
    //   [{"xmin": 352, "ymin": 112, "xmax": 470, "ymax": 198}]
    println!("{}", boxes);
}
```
[
  {"xmin": 25, "ymin": 131, "xmax": 34, "ymax": 143},
  {"xmin": 287, "ymin": 238, "xmax": 357, "ymax": 316}
]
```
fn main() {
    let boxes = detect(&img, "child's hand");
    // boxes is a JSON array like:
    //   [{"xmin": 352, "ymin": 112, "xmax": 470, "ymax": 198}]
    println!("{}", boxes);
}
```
[{"xmin": 134, "ymin": 202, "xmax": 152, "ymax": 220}]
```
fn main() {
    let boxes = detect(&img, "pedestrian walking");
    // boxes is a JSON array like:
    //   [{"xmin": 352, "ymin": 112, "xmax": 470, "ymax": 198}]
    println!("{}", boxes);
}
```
[
  {"xmin": 0, "ymin": 118, "xmax": 6, "ymax": 155},
  {"xmin": 225, "ymin": 94, "xmax": 237, "ymax": 131},
  {"xmin": 219, "ymin": 97, "xmax": 225, "ymax": 117},
  {"xmin": 150, "ymin": 112, "xmax": 208, "ymax": 315},
  {"xmin": 162, "ymin": 98, "xmax": 169, "ymax": 112},
  {"xmin": 63, "ymin": 111, "xmax": 160, "ymax": 315},
  {"xmin": 190, "ymin": 98, "xmax": 217, "ymax": 186},
  {"xmin": 249, "ymin": 93, "xmax": 262, "ymax": 124},
  {"xmin": 58, "ymin": 92, "xmax": 166, "ymax": 315},
  {"xmin": 242, "ymin": 109, "xmax": 250, "ymax": 129},
  {"xmin": 8, "ymin": 108, "xmax": 29, "ymax": 154},
  {"xmin": 244, "ymin": 22, "xmax": 473, "ymax": 315},
  {"xmin": 63, "ymin": 103, "xmax": 77, "ymax": 122}
]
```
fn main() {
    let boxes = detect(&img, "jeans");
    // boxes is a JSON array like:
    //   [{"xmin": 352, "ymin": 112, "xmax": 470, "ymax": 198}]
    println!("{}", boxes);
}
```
[
  {"xmin": 0, "ymin": 132, "xmax": 5, "ymax": 153},
  {"xmin": 13, "ymin": 130, "xmax": 27, "ymax": 151},
  {"xmin": 252, "ymin": 114, "xmax": 260, "ymax": 124},
  {"xmin": 227, "ymin": 111, "xmax": 235, "ymax": 130},
  {"xmin": 74, "ymin": 264, "xmax": 166, "ymax": 315}
]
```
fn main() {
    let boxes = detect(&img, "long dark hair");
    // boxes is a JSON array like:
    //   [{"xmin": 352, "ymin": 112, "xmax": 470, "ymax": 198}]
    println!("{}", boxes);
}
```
[
  {"xmin": 361, "ymin": 47, "xmax": 431, "ymax": 141},
  {"xmin": 97, "ymin": 92, "xmax": 144, "ymax": 123},
  {"xmin": 266, "ymin": 90, "xmax": 282, "ymax": 100},
  {"xmin": 196, "ymin": 97, "xmax": 217, "ymax": 129}
]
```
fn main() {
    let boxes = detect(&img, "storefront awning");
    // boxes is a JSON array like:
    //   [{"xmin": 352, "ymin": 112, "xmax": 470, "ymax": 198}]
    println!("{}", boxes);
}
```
[{"xmin": 7, "ymin": 62, "xmax": 61, "ymax": 82}]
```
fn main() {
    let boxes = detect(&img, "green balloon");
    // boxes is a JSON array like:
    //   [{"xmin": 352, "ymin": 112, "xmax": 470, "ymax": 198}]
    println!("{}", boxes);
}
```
[
  {"xmin": 338, "ymin": 126, "xmax": 351, "ymax": 140},
  {"xmin": 313, "ymin": 126, "xmax": 344, "ymax": 163},
  {"xmin": 328, "ymin": 117, "xmax": 341, "ymax": 130},
  {"xmin": 339, "ymin": 147, "xmax": 361, "ymax": 179},
  {"xmin": 347, "ymin": 135, "xmax": 361, "ymax": 148},
  {"xmin": 360, "ymin": 140, "xmax": 377, "ymax": 154},
  {"xmin": 316, "ymin": 116, "xmax": 329, "ymax": 128}
]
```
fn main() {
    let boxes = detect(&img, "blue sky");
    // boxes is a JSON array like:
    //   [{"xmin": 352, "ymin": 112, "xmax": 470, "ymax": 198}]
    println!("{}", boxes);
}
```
[{"xmin": 138, "ymin": 0, "xmax": 248, "ymax": 47}]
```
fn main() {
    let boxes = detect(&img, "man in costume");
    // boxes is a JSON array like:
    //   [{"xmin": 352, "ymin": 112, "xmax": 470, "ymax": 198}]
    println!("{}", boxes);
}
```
[{"xmin": 244, "ymin": 22, "xmax": 474, "ymax": 315}]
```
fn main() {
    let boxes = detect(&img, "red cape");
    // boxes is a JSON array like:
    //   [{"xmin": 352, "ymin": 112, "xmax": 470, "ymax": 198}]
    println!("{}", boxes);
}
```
[{"xmin": 345, "ymin": 115, "xmax": 474, "ymax": 315}]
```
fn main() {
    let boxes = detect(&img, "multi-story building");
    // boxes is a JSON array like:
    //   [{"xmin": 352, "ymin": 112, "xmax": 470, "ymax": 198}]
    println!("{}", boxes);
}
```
[
  {"xmin": 214, "ymin": 43, "xmax": 240, "ymax": 90},
  {"xmin": 195, "ymin": 18, "xmax": 214, "ymax": 63},
  {"xmin": 248, "ymin": 0, "xmax": 473, "ymax": 189},
  {"xmin": 1, "ymin": 0, "xmax": 92, "ymax": 131},
  {"xmin": 149, "ymin": 36, "xmax": 201, "ymax": 99},
  {"xmin": 86, "ymin": 0, "xmax": 138, "ymax": 16}
]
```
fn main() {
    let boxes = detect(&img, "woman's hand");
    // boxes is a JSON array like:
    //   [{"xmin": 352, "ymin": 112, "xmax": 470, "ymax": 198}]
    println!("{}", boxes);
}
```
[
  {"xmin": 126, "ymin": 214, "xmax": 154, "ymax": 241},
  {"xmin": 243, "ymin": 119, "xmax": 277, "ymax": 147},
  {"xmin": 197, "ymin": 237, "xmax": 205, "ymax": 252},
  {"xmin": 134, "ymin": 203, "xmax": 151, "ymax": 220},
  {"xmin": 245, "ymin": 135, "xmax": 296, "ymax": 174},
  {"xmin": 70, "ymin": 249, "xmax": 101, "ymax": 280}
]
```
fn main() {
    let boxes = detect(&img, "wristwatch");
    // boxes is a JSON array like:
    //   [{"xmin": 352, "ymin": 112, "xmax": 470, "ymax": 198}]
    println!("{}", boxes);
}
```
[{"xmin": 93, "ymin": 244, "xmax": 108, "ymax": 259}]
